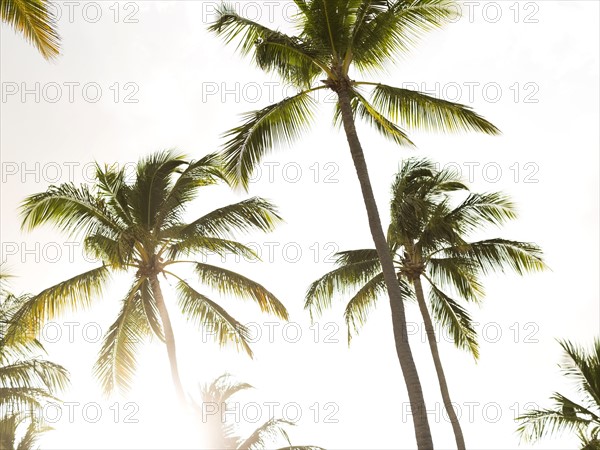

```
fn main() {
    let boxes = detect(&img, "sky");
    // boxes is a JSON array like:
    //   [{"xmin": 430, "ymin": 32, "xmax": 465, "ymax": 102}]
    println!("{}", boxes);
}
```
[{"xmin": 0, "ymin": 1, "xmax": 599, "ymax": 449}]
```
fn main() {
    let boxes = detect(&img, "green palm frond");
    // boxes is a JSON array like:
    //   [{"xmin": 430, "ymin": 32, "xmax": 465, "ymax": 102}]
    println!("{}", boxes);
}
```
[
  {"xmin": 427, "ymin": 256, "xmax": 484, "ymax": 302},
  {"xmin": 208, "ymin": 3, "xmax": 329, "ymax": 85},
  {"xmin": 1, "ymin": 0, "xmax": 60, "ymax": 60},
  {"xmin": 517, "ymin": 394, "xmax": 600, "ymax": 444},
  {"xmin": 20, "ymin": 184, "xmax": 122, "ymax": 239},
  {"xmin": 127, "ymin": 150, "xmax": 189, "ymax": 231},
  {"xmin": 194, "ymin": 263, "xmax": 288, "ymax": 320},
  {"xmin": 426, "ymin": 278, "xmax": 479, "ymax": 358},
  {"xmin": 351, "ymin": 0, "xmax": 458, "ymax": 71},
  {"xmin": 351, "ymin": 89, "xmax": 415, "ymax": 146},
  {"xmin": 8, "ymin": 266, "xmax": 110, "ymax": 338},
  {"xmin": 0, "ymin": 360, "xmax": 68, "ymax": 395},
  {"xmin": 559, "ymin": 339, "xmax": 600, "ymax": 410},
  {"xmin": 220, "ymin": 89, "xmax": 322, "ymax": 188},
  {"xmin": 445, "ymin": 192, "xmax": 517, "ymax": 233},
  {"xmin": 176, "ymin": 280, "xmax": 253, "ymax": 357},
  {"xmin": 305, "ymin": 251, "xmax": 381, "ymax": 320},
  {"xmin": 439, "ymin": 239, "xmax": 547, "ymax": 276},
  {"xmin": 177, "ymin": 197, "xmax": 283, "ymax": 240},
  {"xmin": 367, "ymin": 83, "xmax": 500, "ymax": 135},
  {"xmin": 153, "ymin": 153, "xmax": 225, "ymax": 233},
  {"xmin": 167, "ymin": 236, "xmax": 260, "ymax": 262},
  {"xmin": 345, "ymin": 273, "xmax": 413, "ymax": 343},
  {"xmin": 93, "ymin": 281, "xmax": 149, "ymax": 396}
]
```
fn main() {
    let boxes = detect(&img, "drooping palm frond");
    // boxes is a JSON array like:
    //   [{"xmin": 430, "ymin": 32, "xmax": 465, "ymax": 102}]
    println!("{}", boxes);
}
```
[
  {"xmin": 0, "ymin": 278, "xmax": 69, "ymax": 423},
  {"xmin": 93, "ymin": 281, "xmax": 150, "ymax": 396},
  {"xmin": 351, "ymin": 89, "xmax": 415, "ymax": 147},
  {"xmin": 176, "ymin": 280, "xmax": 253, "ymax": 357},
  {"xmin": 425, "ymin": 278, "xmax": 479, "ymax": 358},
  {"xmin": 427, "ymin": 256, "xmax": 484, "ymax": 303},
  {"xmin": 220, "ymin": 89, "xmax": 323, "ymax": 188},
  {"xmin": 1, "ymin": 0, "xmax": 60, "ymax": 60},
  {"xmin": 0, "ymin": 412, "xmax": 51, "ymax": 450},
  {"xmin": 193, "ymin": 264, "xmax": 288, "ymax": 321},
  {"xmin": 305, "ymin": 250, "xmax": 381, "ymax": 320},
  {"xmin": 367, "ymin": 83, "xmax": 500, "ymax": 135},
  {"xmin": 345, "ymin": 272, "xmax": 413, "ymax": 343}
]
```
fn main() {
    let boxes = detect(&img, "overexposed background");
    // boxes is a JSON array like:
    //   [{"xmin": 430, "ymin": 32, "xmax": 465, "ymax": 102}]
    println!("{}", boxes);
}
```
[{"xmin": 1, "ymin": 1, "xmax": 598, "ymax": 449}]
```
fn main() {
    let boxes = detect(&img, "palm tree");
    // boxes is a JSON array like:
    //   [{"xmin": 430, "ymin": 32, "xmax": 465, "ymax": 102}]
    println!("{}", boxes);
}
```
[
  {"xmin": 16, "ymin": 150, "xmax": 288, "ymax": 402},
  {"xmin": 194, "ymin": 374, "xmax": 325, "ymax": 450},
  {"xmin": 517, "ymin": 339, "xmax": 600, "ymax": 449},
  {"xmin": 1, "ymin": 268, "xmax": 69, "ymax": 417},
  {"xmin": 0, "ymin": 413, "xmax": 50, "ymax": 450},
  {"xmin": 1, "ymin": 0, "xmax": 60, "ymax": 60},
  {"xmin": 305, "ymin": 159, "xmax": 546, "ymax": 449},
  {"xmin": 208, "ymin": 2, "xmax": 500, "ymax": 446}
]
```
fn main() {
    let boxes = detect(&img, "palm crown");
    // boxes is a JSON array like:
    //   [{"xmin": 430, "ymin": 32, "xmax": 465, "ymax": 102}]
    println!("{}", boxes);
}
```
[
  {"xmin": 517, "ymin": 339, "xmax": 600, "ymax": 449},
  {"xmin": 16, "ymin": 150, "xmax": 287, "ymax": 398},
  {"xmin": 305, "ymin": 158, "xmax": 546, "ymax": 448},
  {"xmin": 0, "ymin": 269, "xmax": 69, "ymax": 417},
  {"xmin": 209, "ymin": 0, "xmax": 499, "ymax": 187},
  {"xmin": 306, "ymin": 158, "xmax": 545, "ymax": 354},
  {"xmin": 195, "ymin": 374, "xmax": 324, "ymax": 450}
]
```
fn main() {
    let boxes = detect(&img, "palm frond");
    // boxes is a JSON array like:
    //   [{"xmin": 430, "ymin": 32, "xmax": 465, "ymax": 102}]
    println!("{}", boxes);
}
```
[
  {"xmin": 219, "ymin": 90, "xmax": 320, "ymax": 189},
  {"xmin": 93, "ymin": 281, "xmax": 149, "ymax": 395},
  {"xmin": 1, "ymin": 0, "xmax": 60, "ymax": 60},
  {"xmin": 559, "ymin": 339, "xmax": 600, "ymax": 409},
  {"xmin": 427, "ymin": 256, "xmax": 484, "ymax": 302},
  {"xmin": 345, "ymin": 273, "xmax": 413, "ymax": 343},
  {"xmin": 367, "ymin": 83, "xmax": 500, "ymax": 135},
  {"xmin": 20, "ymin": 184, "xmax": 122, "ymax": 239},
  {"xmin": 177, "ymin": 197, "xmax": 283, "ymax": 240},
  {"xmin": 8, "ymin": 266, "xmax": 110, "ymax": 339},
  {"xmin": 305, "ymin": 250, "xmax": 381, "ymax": 320},
  {"xmin": 193, "ymin": 263, "xmax": 288, "ymax": 320},
  {"xmin": 351, "ymin": 88, "xmax": 415, "ymax": 146},
  {"xmin": 238, "ymin": 418, "xmax": 294, "ymax": 450},
  {"xmin": 439, "ymin": 239, "xmax": 546, "ymax": 276},
  {"xmin": 426, "ymin": 278, "xmax": 479, "ymax": 358},
  {"xmin": 517, "ymin": 393, "xmax": 600, "ymax": 443},
  {"xmin": 176, "ymin": 280, "xmax": 253, "ymax": 357},
  {"xmin": 351, "ymin": 0, "xmax": 458, "ymax": 71}
]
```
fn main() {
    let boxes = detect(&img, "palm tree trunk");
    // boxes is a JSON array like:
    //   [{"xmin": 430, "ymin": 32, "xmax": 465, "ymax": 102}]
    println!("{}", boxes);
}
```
[
  {"xmin": 336, "ymin": 82, "xmax": 434, "ymax": 449},
  {"xmin": 413, "ymin": 276, "xmax": 466, "ymax": 450},
  {"xmin": 149, "ymin": 274, "xmax": 186, "ymax": 403}
]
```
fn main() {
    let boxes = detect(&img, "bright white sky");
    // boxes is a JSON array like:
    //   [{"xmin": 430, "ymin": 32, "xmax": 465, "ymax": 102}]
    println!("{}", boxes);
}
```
[{"xmin": 0, "ymin": 1, "xmax": 598, "ymax": 449}]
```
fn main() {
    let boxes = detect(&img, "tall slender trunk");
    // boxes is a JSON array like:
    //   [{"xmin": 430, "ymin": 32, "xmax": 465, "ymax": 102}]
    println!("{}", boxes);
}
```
[
  {"xmin": 413, "ymin": 276, "xmax": 465, "ymax": 450},
  {"xmin": 336, "ymin": 82, "xmax": 434, "ymax": 449},
  {"xmin": 149, "ymin": 274, "xmax": 185, "ymax": 403}
]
